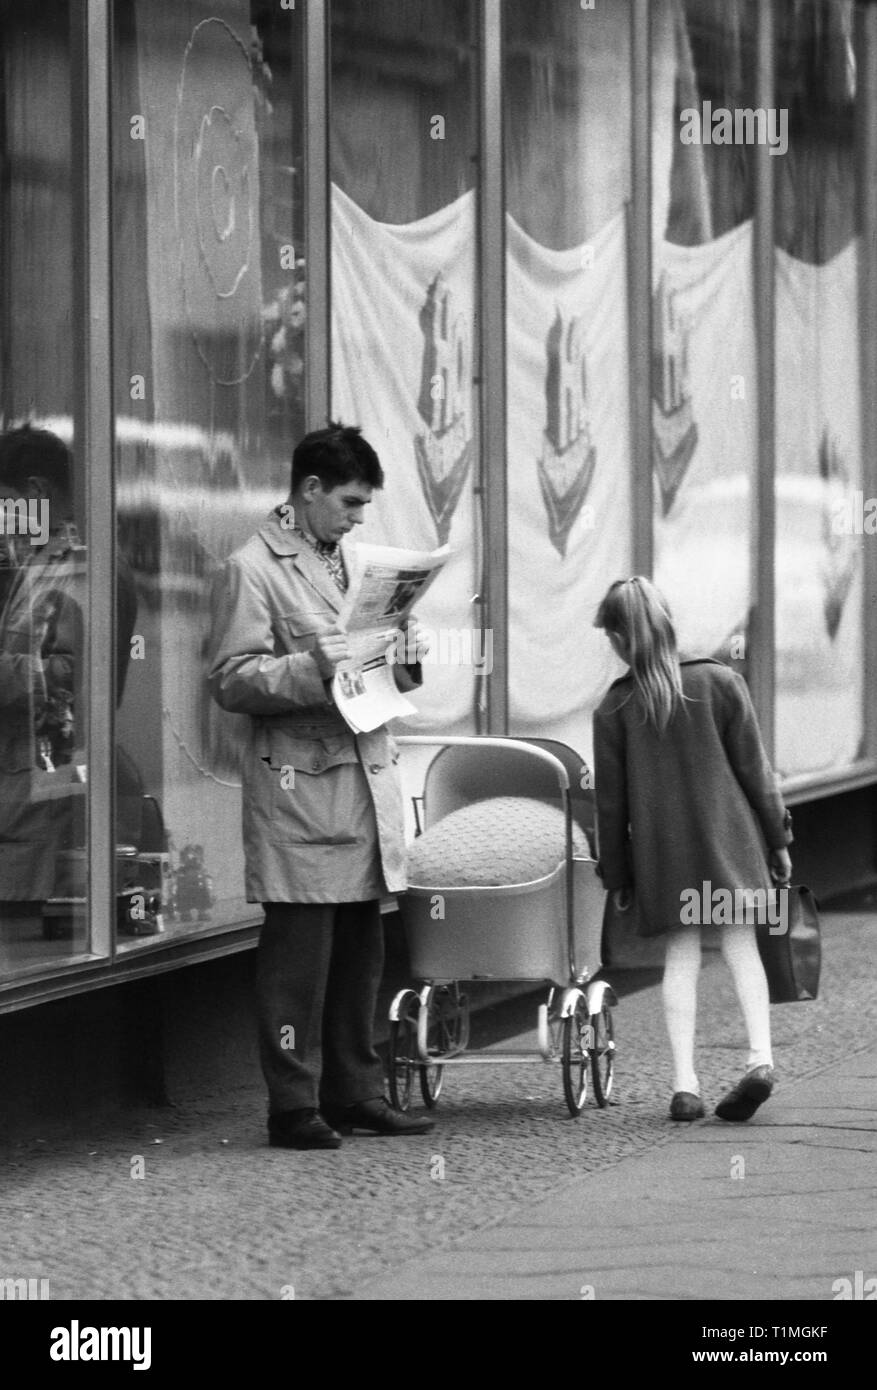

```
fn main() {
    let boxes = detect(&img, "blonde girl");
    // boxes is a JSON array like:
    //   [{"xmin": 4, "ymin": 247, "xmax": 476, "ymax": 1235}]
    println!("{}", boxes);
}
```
[{"xmin": 593, "ymin": 577, "xmax": 792, "ymax": 1121}]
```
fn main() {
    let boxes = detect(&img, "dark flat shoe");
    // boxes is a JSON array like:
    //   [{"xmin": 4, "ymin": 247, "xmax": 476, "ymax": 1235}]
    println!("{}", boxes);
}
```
[
  {"xmin": 670, "ymin": 1091, "xmax": 705, "ymax": 1121},
  {"xmin": 714, "ymin": 1065, "xmax": 774, "ymax": 1122}
]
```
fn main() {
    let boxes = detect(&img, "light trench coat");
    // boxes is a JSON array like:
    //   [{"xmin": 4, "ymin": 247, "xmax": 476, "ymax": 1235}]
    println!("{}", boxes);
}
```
[{"xmin": 207, "ymin": 510, "xmax": 420, "ymax": 904}]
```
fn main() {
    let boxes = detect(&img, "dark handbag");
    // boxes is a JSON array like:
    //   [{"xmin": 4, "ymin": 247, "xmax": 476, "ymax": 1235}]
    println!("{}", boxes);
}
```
[{"xmin": 756, "ymin": 884, "xmax": 821, "ymax": 1003}]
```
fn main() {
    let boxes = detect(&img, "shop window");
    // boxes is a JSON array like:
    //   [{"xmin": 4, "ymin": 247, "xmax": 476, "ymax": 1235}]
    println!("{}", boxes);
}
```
[
  {"xmin": 650, "ymin": 0, "xmax": 865, "ymax": 780},
  {"xmin": 330, "ymin": 0, "xmax": 481, "ymax": 736},
  {"xmin": 111, "ymin": 0, "xmax": 306, "ymax": 947},
  {"xmin": 773, "ymin": 0, "xmax": 863, "ymax": 777},
  {"xmin": 650, "ymin": 0, "xmax": 759, "ymax": 708},
  {"xmin": 504, "ymin": 0, "xmax": 635, "ymax": 765},
  {"xmin": 0, "ymin": 0, "xmax": 94, "ymax": 977}
]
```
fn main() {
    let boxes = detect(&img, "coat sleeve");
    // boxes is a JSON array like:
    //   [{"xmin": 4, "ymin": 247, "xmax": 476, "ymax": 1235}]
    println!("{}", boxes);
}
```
[
  {"xmin": 721, "ymin": 672, "xmax": 792, "ymax": 850},
  {"xmin": 207, "ymin": 556, "xmax": 332, "ymax": 716},
  {"xmin": 593, "ymin": 701, "xmax": 632, "ymax": 890}
]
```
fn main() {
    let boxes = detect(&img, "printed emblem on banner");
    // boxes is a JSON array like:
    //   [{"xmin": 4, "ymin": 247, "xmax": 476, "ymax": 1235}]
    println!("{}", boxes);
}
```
[
  {"xmin": 820, "ymin": 428, "xmax": 857, "ymax": 640},
  {"xmin": 414, "ymin": 274, "xmax": 473, "ymax": 545},
  {"xmin": 538, "ymin": 309, "xmax": 596, "ymax": 558},
  {"xmin": 652, "ymin": 272, "xmax": 698, "ymax": 515}
]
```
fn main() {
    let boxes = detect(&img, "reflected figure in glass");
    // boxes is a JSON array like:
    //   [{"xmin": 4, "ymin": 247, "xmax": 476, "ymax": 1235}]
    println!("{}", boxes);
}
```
[{"xmin": 0, "ymin": 426, "xmax": 86, "ymax": 930}]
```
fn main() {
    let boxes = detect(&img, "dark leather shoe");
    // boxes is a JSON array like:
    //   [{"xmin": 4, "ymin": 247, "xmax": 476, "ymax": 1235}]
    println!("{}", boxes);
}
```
[
  {"xmin": 268, "ymin": 1109, "xmax": 342, "ymax": 1150},
  {"xmin": 670, "ymin": 1091, "xmax": 705, "ymax": 1121},
  {"xmin": 714, "ymin": 1065, "xmax": 774, "ymax": 1122},
  {"xmin": 323, "ymin": 1096, "xmax": 435, "ymax": 1136}
]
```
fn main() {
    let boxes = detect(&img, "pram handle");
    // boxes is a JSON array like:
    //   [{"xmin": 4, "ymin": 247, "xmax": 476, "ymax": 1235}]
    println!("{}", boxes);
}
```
[
  {"xmin": 393, "ymin": 735, "xmax": 571, "ymax": 791},
  {"xmin": 393, "ymin": 736, "xmax": 584, "ymax": 984}
]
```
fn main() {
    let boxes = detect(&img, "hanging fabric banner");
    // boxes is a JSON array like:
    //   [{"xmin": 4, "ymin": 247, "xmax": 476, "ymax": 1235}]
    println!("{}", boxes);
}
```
[
  {"xmin": 331, "ymin": 184, "xmax": 479, "ymax": 731},
  {"xmin": 505, "ymin": 208, "xmax": 632, "ymax": 760}
]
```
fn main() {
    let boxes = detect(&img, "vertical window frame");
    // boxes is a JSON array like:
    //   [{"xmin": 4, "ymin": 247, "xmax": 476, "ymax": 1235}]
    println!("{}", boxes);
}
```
[
  {"xmin": 751, "ymin": 0, "xmax": 777, "ymax": 760},
  {"xmin": 632, "ymin": 0, "xmax": 653, "ymax": 577},
  {"xmin": 856, "ymin": 1, "xmax": 877, "ymax": 762},
  {"xmin": 480, "ymin": 0, "xmax": 508, "ymax": 734},
  {"xmin": 82, "ymin": 0, "xmax": 115, "ymax": 963},
  {"xmin": 305, "ymin": 0, "xmax": 330, "ymax": 430}
]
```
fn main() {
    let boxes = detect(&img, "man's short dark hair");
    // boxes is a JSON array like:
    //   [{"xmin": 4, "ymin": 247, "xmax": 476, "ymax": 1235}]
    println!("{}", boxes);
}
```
[
  {"xmin": 0, "ymin": 423, "xmax": 72, "ymax": 495},
  {"xmin": 291, "ymin": 422, "xmax": 383, "ymax": 493}
]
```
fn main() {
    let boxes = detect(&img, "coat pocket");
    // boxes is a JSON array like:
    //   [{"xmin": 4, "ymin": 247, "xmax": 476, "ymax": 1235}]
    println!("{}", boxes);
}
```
[
  {"xmin": 274, "ymin": 611, "xmax": 331, "ymax": 651},
  {"xmin": 251, "ymin": 740, "xmax": 367, "ymax": 849},
  {"xmin": 261, "ymin": 728, "xmax": 359, "ymax": 775},
  {"xmin": 253, "ymin": 729, "xmax": 366, "ymax": 847}
]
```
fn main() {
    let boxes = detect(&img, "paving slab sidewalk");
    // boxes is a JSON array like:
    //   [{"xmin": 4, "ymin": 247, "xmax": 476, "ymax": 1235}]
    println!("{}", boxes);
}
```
[
  {"xmin": 1, "ymin": 911, "xmax": 874, "ymax": 1302},
  {"xmin": 354, "ymin": 1025, "xmax": 877, "ymax": 1300}
]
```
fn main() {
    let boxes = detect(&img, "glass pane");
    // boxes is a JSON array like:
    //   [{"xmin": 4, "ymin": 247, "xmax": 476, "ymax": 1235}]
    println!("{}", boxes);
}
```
[
  {"xmin": 652, "ymin": 0, "xmax": 758, "ymax": 689},
  {"xmin": 330, "ymin": 0, "xmax": 481, "ymax": 735},
  {"xmin": 0, "ymin": 1, "xmax": 92, "ymax": 977},
  {"xmin": 773, "ymin": 0, "xmax": 863, "ymax": 777},
  {"xmin": 505, "ymin": 0, "xmax": 633, "ymax": 764},
  {"xmin": 112, "ymin": 0, "xmax": 306, "ymax": 946}
]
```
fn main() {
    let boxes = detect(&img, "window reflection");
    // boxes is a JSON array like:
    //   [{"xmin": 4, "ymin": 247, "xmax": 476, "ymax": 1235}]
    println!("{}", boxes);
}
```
[
  {"xmin": 112, "ymin": 0, "xmax": 306, "ymax": 947},
  {"xmin": 0, "ymin": 1, "xmax": 90, "ymax": 975}
]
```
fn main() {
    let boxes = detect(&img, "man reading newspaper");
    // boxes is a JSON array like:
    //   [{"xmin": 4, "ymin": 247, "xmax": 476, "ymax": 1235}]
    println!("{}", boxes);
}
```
[
  {"xmin": 208, "ymin": 423, "xmax": 435, "ymax": 1149},
  {"xmin": 329, "ymin": 536, "xmax": 447, "ymax": 733}
]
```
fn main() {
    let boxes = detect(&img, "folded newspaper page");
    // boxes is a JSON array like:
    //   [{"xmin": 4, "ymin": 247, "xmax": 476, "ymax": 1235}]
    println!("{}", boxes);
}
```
[{"xmin": 332, "ymin": 542, "xmax": 449, "ymax": 733}]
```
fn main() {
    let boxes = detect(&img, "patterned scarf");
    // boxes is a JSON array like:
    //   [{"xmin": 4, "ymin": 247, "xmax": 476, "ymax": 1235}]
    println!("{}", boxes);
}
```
[{"xmin": 292, "ymin": 522, "xmax": 348, "ymax": 594}]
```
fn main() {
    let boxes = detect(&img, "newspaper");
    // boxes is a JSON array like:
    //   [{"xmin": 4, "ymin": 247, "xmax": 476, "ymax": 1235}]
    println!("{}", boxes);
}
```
[{"xmin": 331, "ymin": 542, "xmax": 449, "ymax": 733}]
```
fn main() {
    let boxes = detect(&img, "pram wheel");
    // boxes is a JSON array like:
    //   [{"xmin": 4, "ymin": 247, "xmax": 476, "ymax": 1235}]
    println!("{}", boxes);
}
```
[
  {"xmin": 590, "ymin": 1001, "xmax": 616, "ymax": 1107},
  {"xmin": 418, "ymin": 984, "xmax": 470, "ymax": 1108},
  {"xmin": 420, "ymin": 1061, "xmax": 443, "ymax": 1108},
  {"xmin": 388, "ymin": 990, "xmax": 420, "ymax": 1112},
  {"xmin": 418, "ymin": 984, "xmax": 444, "ymax": 1107},
  {"xmin": 561, "ymin": 995, "xmax": 590, "ymax": 1115}
]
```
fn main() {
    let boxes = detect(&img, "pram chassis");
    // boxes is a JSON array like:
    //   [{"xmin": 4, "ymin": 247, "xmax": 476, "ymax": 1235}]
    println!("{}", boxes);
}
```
[{"xmin": 388, "ymin": 736, "xmax": 617, "ymax": 1117}]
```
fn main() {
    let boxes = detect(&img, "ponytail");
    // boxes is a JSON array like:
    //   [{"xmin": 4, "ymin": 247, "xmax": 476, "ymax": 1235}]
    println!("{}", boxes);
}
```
[{"xmin": 595, "ymin": 576, "xmax": 685, "ymax": 733}]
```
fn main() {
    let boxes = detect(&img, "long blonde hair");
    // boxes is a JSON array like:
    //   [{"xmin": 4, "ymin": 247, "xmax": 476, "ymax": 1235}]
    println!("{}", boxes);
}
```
[{"xmin": 595, "ymin": 577, "xmax": 685, "ymax": 733}]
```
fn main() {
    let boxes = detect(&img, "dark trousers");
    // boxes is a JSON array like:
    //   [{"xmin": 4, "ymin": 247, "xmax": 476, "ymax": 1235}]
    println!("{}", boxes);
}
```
[{"xmin": 256, "ymin": 900, "xmax": 386, "ymax": 1115}]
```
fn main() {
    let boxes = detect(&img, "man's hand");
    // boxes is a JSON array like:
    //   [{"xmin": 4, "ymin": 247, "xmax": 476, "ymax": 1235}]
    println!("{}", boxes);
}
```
[
  {"xmin": 402, "ymin": 618, "xmax": 430, "ymax": 665},
  {"xmin": 769, "ymin": 847, "xmax": 792, "ymax": 885},
  {"xmin": 312, "ymin": 627, "xmax": 351, "ymax": 679}
]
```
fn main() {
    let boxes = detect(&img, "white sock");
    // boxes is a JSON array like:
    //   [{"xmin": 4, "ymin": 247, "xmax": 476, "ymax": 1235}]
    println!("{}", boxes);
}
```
[
  {"xmin": 720, "ymin": 922, "xmax": 773, "ymax": 1071},
  {"xmin": 662, "ymin": 927, "xmax": 702, "ymax": 1094}
]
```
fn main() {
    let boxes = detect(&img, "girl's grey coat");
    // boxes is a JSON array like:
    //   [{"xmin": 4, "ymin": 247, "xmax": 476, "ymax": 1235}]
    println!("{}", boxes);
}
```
[{"xmin": 593, "ymin": 659, "xmax": 792, "ymax": 937}]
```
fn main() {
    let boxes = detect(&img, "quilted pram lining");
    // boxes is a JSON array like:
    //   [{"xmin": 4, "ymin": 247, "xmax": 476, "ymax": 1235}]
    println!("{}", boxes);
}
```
[{"xmin": 407, "ymin": 796, "xmax": 591, "ymax": 889}]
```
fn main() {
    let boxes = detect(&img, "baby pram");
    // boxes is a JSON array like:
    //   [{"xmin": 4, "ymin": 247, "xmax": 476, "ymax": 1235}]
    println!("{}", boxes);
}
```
[{"xmin": 389, "ymin": 736, "xmax": 616, "ymax": 1117}]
